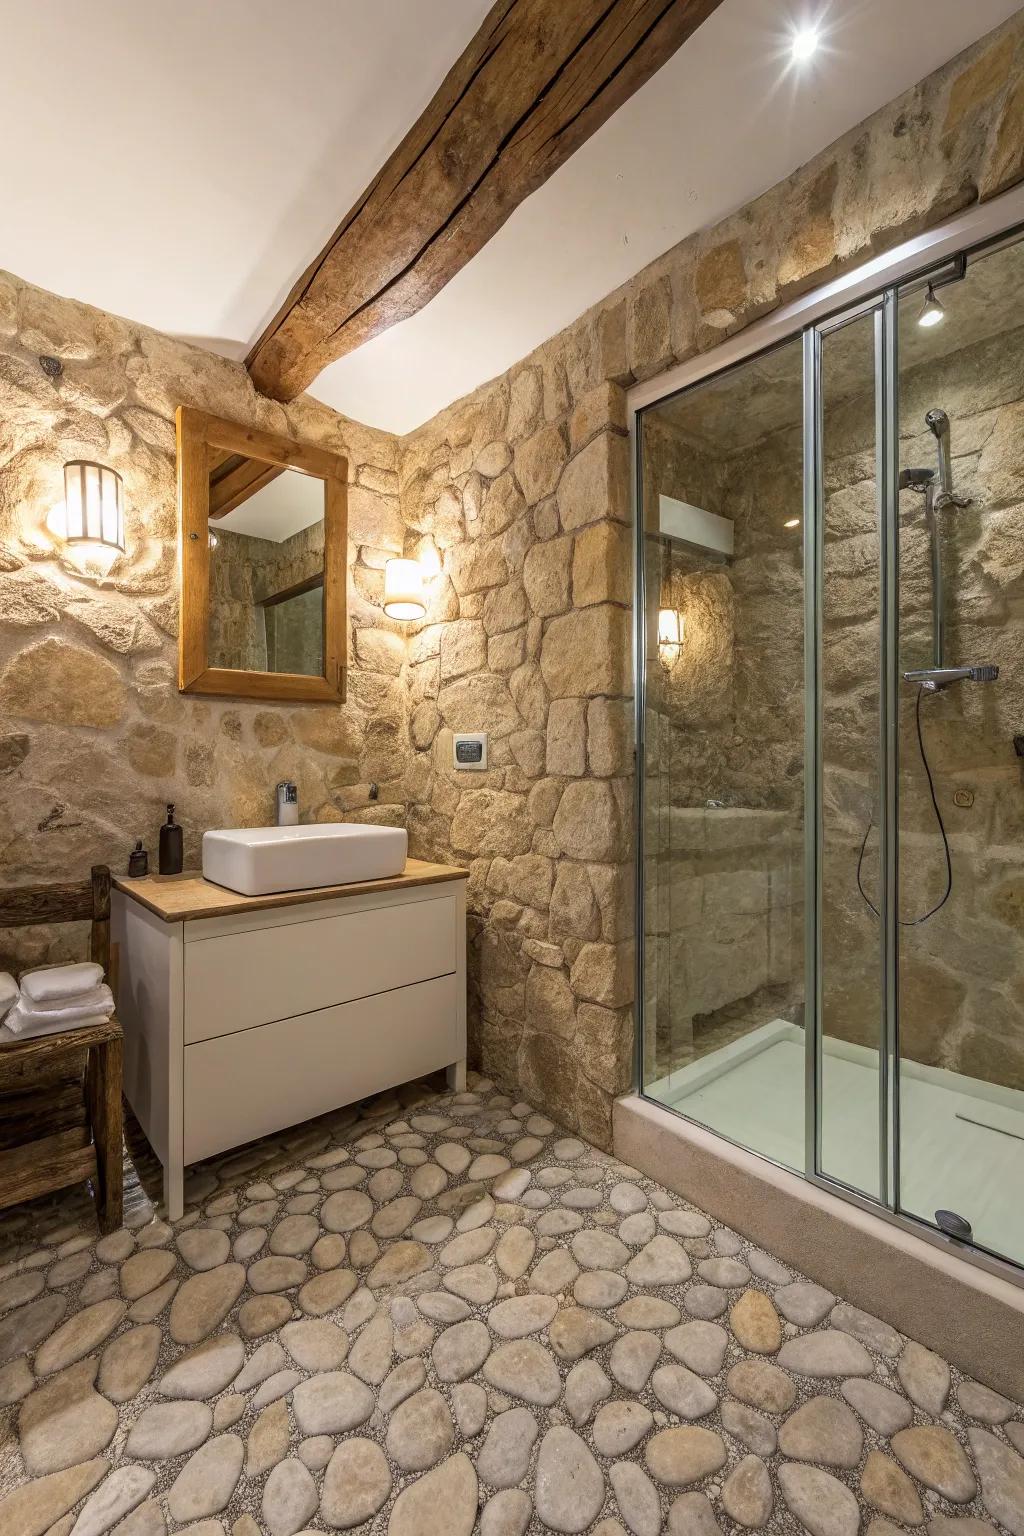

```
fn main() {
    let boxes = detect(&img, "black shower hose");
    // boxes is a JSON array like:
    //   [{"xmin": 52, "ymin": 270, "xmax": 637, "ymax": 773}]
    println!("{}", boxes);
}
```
[{"xmin": 855, "ymin": 684, "xmax": 952, "ymax": 924}]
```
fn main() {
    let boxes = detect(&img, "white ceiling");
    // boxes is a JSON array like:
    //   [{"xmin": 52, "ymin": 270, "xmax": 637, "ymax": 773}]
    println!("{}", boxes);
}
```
[
  {"xmin": 218, "ymin": 468, "xmax": 324, "ymax": 543},
  {"xmin": 2, "ymin": 0, "xmax": 1020, "ymax": 436},
  {"xmin": 0, "ymin": 0, "xmax": 491, "ymax": 352}
]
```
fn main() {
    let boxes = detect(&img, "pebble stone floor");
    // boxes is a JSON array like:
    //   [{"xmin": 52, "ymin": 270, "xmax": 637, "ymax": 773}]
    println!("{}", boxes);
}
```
[{"xmin": 1, "ymin": 1073, "xmax": 1023, "ymax": 1536}]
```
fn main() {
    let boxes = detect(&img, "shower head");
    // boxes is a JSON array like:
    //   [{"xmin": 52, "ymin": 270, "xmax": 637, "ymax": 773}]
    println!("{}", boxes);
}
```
[
  {"xmin": 903, "ymin": 664, "xmax": 1000, "ymax": 691},
  {"xmin": 898, "ymin": 467, "xmax": 935, "ymax": 492},
  {"xmin": 925, "ymin": 408, "xmax": 950, "ymax": 440},
  {"xmin": 925, "ymin": 408, "xmax": 955, "ymax": 496}
]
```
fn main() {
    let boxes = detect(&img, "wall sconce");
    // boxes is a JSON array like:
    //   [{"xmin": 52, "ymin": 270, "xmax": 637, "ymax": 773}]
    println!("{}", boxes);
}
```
[
  {"xmin": 658, "ymin": 607, "xmax": 683, "ymax": 662},
  {"xmin": 47, "ymin": 462, "xmax": 125, "ymax": 573},
  {"xmin": 61, "ymin": 462, "xmax": 125, "ymax": 553},
  {"xmin": 383, "ymin": 558, "xmax": 426, "ymax": 621},
  {"xmin": 917, "ymin": 283, "xmax": 944, "ymax": 329}
]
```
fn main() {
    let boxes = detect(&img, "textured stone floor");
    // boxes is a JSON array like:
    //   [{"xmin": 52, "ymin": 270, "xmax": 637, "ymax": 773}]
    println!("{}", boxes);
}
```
[{"xmin": 1, "ymin": 1074, "xmax": 1023, "ymax": 1536}]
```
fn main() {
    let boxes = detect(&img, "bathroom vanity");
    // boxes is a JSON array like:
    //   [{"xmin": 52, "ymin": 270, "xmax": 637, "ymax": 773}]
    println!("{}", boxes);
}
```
[{"xmin": 112, "ymin": 859, "xmax": 467, "ymax": 1218}]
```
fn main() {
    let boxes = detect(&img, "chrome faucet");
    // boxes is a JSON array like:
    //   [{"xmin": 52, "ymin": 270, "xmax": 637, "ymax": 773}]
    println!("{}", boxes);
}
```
[{"xmin": 276, "ymin": 781, "xmax": 298, "ymax": 826}]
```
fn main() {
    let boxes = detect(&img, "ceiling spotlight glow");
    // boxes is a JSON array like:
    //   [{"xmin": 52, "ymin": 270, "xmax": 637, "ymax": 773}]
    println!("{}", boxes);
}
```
[
  {"xmin": 783, "ymin": 517, "xmax": 801, "ymax": 529},
  {"xmin": 790, "ymin": 25, "xmax": 819, "ymax": 61},
  {"xmin": 918, "ymin": 284, "xmax": 945, "ymax": 328}
]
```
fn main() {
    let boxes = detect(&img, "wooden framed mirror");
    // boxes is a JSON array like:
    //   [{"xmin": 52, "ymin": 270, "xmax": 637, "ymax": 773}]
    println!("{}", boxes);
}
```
[{"xmin": 176, "ymin": 407, "xmax": 347, "ymax": 702}]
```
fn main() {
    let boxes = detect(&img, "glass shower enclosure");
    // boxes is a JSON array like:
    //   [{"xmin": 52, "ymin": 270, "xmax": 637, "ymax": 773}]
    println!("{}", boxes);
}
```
[{"xmin": 637, "ymin": 228, "xmax": 1024, "ymax": 1275}]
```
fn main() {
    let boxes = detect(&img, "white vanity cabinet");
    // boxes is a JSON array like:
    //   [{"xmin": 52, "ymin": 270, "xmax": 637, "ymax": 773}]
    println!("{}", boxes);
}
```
[{"xmin": 112, "ymin": 861, "xmax": 467, "ymax": 1218}]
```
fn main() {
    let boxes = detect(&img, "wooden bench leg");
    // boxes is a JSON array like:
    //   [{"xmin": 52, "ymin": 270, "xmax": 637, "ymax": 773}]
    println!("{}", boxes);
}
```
[{"xmin": 86, "ymin": 1035, "xmax": 123, "ymax": 1233}]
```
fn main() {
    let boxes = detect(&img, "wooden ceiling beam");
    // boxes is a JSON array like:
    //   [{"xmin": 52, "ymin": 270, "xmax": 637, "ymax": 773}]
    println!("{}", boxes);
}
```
[
  {"xmin": 209, "ymin": 457, "xmax": 284, "ymax": 519},
  {"xmin": 246, "ymin": 0, "xmax": 723, "ymax": 401}
]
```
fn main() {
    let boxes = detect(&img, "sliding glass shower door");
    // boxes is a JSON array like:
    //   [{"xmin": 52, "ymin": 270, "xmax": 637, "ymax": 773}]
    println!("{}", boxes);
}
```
[
  {"xmin": 638, "ymin": 225, "xmax": 1024, "ymax": 1275},
  {"xmin": 638, "ymin": 336, "xmax": 807, "ymax": 1170},
  {"xmin": 813, "ymin": 304, "xmax": 887, "ymax": 1204},
  {"xmin": 892, "ymin": 238, "xmax": 1024, "ymax": 1264}
]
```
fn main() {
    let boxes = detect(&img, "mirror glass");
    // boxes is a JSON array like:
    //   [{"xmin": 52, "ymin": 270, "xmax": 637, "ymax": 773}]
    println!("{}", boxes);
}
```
[{"xmin": 206, "ymin": 455, "xmax": 325, "ymax": 677}]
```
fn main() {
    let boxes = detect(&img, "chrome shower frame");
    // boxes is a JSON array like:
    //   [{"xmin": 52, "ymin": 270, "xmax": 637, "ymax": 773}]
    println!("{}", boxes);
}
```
[{"xmin": 629, "ymin": 182, "xmax": 1024, "ymax": 1291}]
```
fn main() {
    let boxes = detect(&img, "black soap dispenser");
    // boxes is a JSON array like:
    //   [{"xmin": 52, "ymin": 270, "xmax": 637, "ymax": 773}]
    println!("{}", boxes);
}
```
[
  {"xmin": 127, "ymin": 840, "xmax": 149, "ymax": 878},
  {"xmin": 159, "ymin": 804, "xmax": 183, "ymax": 876}
]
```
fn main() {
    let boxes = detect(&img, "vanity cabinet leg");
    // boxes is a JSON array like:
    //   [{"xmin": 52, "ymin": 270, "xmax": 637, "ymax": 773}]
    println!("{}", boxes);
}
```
[
  {"xmin": 446, "ymin": 1058, "xmax": 467, "ymax": 1093},
  {"xmin": 164, "ymin": 1161, "xmax": 184, "ymax": 1223}
]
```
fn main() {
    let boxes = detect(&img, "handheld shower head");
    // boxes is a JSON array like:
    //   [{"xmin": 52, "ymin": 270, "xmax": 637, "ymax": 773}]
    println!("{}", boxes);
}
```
[
  {"xmin": 903, "ymin": 664, "xmax": 1000, "ymax": 691},
  {"xmin": 899, "ymin": 467, "xmax": 935, "ymax": 492},
  {"xmin": 925, "ymin": 408, "xmax": 954, "ymax": 496}
]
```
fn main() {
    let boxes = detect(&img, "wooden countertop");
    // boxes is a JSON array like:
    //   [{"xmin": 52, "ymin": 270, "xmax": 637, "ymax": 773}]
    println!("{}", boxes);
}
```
[{"xmin": 113, "ymin": 858, "xmax": 468, "ymax": 923}]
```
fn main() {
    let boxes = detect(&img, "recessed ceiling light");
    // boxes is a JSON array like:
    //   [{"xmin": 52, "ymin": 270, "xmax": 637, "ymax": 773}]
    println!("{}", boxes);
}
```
[
  {"xmin": 791, "ymin": 26, "xmax": 820, "ymax": 61},
  {"xmin": 918, "ymin": 284, "xmax": 945, "ymax": 328},
  {"xmin": 783, "ymin": 517, "xmax": 801, "ymax": 529}
]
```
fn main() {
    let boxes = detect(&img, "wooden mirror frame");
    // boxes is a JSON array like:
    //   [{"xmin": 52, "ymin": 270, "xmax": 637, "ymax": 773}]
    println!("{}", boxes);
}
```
[{"xmin": 176, "ymin": 406, "xmax": 348, "ymax": 702}]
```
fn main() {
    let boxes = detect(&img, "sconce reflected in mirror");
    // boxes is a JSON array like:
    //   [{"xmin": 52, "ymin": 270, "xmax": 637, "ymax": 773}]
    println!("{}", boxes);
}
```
[
  {"xmin": 383, "ymin": 558, "xmax": 426, "ymax": 621},
  {"xmin": 658, "ymin": 607, "xmax": 683, "ymax": 662}
]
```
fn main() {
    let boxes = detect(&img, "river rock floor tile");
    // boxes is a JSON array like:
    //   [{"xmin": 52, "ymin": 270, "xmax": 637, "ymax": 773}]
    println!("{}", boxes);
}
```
[{"xmin": 0, "ymin": 1073, "xmax": 1022, "ymax": 1535}]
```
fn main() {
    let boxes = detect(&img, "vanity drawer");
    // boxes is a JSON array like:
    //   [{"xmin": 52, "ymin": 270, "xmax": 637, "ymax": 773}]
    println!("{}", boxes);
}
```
[
  {"xmin": 183, "ymin": 973, "xmax": 459, "ymax": 1162},
  {"xmin": 183, "ymin": 892, "xmax": 457, "ymax": 1044}
]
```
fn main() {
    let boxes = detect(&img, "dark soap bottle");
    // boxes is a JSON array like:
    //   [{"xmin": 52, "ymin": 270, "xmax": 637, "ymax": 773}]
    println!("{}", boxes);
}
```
[{"xmin": 159, "ymin": 804, "xmax": 183, "ymax": 875}]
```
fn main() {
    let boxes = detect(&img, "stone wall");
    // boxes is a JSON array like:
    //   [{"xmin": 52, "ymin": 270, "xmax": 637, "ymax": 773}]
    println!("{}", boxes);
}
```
[
  {"xmin": 397, "ymin": 376, "xmax": 635, "ymax": 1150},
  {"xmin": 0, "ymin": 272, "xmax": 408, "ymax": 970},
  {"xmin": 208, "ymin": 529, "xmax": 271, "ymax": 673},
  {"xmin": 643, "ymin": 807, "xmax": 800, "ymax": 1085},
  {"xmin": 209, "ymin": 518, "xmax": 325, "ymax": 675}
]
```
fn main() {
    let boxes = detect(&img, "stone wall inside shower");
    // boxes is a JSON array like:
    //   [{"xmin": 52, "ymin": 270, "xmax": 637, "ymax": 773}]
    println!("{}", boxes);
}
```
[
  {"xmin": 823, "ymin": 306, "xmax": 1024, "ymax": 1092},
  {"xmin": 640, "ymin": 391, "xmax": 805, "ymax": 1082}
]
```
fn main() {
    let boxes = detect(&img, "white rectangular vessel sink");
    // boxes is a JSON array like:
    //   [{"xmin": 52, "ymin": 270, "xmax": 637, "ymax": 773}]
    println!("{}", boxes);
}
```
[{"xmin": 202, "ymin": 823, "xmax": 408, "ymax": 896}]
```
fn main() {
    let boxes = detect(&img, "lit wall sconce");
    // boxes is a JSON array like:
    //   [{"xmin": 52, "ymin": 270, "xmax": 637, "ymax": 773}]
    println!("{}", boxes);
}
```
[
  {"xmin": 915, "ymin": 255, "xmax": 964, "ymax": 330},
  {"xmin": 383, "ymin": 558, "xmax": 426, "ymax": 621},
  {"xmin": 917, "ymin": 283, "xmax": 944, "ymax": 329},
  {"xmin": 658, "ymin": 607, "xmax": 683, "ymax": 662},
  {"xmin": 47, "ymin": 461, "xmax": 125, "ymax": 573},
  {"xmin": 61, "ymin": 461, "xmax": 125, "ymax": 553}
]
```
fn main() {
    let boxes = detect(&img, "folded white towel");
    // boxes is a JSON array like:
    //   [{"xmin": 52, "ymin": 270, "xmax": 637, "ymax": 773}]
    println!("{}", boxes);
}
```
[
  {"xmin": 20, "ymin": 962, "xmax": 104, "ymax": 1005},
  {"xmin": 6, "ymin": 986, "xmax": 114, "ymax": 1035},
  {"xmin": 0, "ymin": 973, "xmax": 17, "ymax": 1022},
  {"xmin": 20, "ymin": 984, "xmax": 110, "ymax": 1016},
  {"xmin": 1, "ymin": 1012, "xmax": 111, "ymax": 1043}
]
